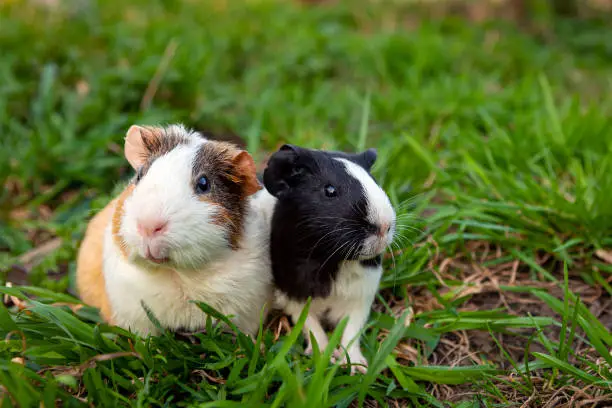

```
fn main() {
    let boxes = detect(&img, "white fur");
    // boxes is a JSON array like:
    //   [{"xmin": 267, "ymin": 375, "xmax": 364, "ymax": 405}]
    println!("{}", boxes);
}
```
[
  {"xmin": 120, "ymin": 141, "xmax": 229, "ymax": 269},
  {"xmin": 276, "ymin": 159, "xmax": 395, "ymax": 374},
  {"xmin": 103, "ymin": 135, "xmax": 274, "ymax": 336},
  {"xmin": 336, "ymin": 158, "xmax": 396, "ymax": 258},
  {"xmin": 276, "ymin": 261, "xmax": 382, "ymax": 373}
]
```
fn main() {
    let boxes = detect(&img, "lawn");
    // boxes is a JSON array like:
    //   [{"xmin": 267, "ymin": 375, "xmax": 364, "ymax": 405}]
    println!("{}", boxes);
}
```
[{"xmin": 1, "ymin": 0, "xmax": 611, "ymax": 406}]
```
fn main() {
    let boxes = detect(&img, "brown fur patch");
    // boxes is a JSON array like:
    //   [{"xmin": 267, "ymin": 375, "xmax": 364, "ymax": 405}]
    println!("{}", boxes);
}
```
[
  {"xmin": 192, "ymin": 142, "xmax": 260, "ymax": 249},
  {"xmin": 111, "ymin": 184, "xmax": 134, "ymax": 258},
  {"xmin": 210, "ymin": 206, "xmax": 233, "ymax": 228},
  {"xmin": 232, "ymin": 151, "xmax": 262, "ymax": 196},
  {"xmin": 76, "ymin": 201, "xmax": 115, "ymax": 323},
  {"xmin": 140, "ymin": 126, "xmax": 190, "ymax": 158}
]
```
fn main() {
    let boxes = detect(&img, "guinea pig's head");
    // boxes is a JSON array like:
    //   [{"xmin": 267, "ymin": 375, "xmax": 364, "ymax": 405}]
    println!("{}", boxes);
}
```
[
  {"xmin": 113, "ymin": 124, "xmax": 261, "ymax": 270},
  {"xmin": 263, "ymin": 144, "xmax": 396, "ymax": 261}
]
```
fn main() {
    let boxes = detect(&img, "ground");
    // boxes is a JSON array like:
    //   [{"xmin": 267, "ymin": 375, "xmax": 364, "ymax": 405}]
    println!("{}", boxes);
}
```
[{"xmin": 0, "ymin": 0, "xmax": 611, "ymax": 407}]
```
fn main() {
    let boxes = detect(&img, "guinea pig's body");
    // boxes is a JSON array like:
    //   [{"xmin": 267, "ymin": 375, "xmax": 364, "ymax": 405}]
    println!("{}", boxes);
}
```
[
  {"xmin": 76, "ymin": 125, "xmax": 273, "ymax": 336},
  {"xmin": 274, "ymin": 258, "xmax": 383, "ymax": 370},
  {"xmin": 263, "ymin": 145, "xmax": 396, "ymax": 373}
]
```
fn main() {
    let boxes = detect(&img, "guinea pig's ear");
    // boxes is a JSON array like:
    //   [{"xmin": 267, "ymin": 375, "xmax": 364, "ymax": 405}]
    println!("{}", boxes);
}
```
[
  {"xmin": 263, "ymin": 145, "xmax": 303, "ymax": 197},
  {"xmin": 358, "ymin": 148, "xmax": 377, "ymax": 171},
  {"xmin": 279, "ymin": 144, "xmax": 298, "ymax": 152},
  {"xmin": 231, "ymin": 151, "xmax": 262, "ymax": 197},
  {"xmin": 124, "ymin": 125, "xmax": 158, "ymax": 170}
]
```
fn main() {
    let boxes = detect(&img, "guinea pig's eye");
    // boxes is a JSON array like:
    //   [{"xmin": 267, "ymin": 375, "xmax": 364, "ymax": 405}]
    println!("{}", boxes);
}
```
[
  {"xmin": 195, "ymin": 176, "xmax": 210, "ymax": 194},
  {"xmin": 324, "ymin": 184, "xmax": 337, "ymax": 198}
]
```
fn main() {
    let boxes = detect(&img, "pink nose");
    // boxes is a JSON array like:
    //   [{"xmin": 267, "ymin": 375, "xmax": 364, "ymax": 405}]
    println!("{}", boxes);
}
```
[
  {"xmin": 137, "ymin": 219, "xmax": 168, "ymax": 237},
  {"xmin": 378, "ymin": 223, "xmax": 391, "ymax": 237}
]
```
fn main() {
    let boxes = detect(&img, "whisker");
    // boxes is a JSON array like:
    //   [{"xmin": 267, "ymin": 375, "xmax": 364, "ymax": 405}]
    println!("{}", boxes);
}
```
[
  {"xmin": 386, "ymin": 242, "xmax": 398, "ymax": 292},
  {"xmin": 395, "ymin": 225, "xmax": 424, "ymax": 235},
  {"xmin": 394, "ymin": 194, "xmax": 427, "ymax": 210},
  {"xmin": 306, "ymin": 227, "xmax": 353, "ymax": 259},
  {"xmin": 318, "ymin": 240, "xmax": 354, "ymax": 271}
]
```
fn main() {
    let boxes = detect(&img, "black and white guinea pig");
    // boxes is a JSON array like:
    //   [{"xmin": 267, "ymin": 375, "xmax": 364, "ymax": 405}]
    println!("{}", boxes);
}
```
[{"xmin": 263, "ymin": 144, "xmax": 396, "ymax": 374}]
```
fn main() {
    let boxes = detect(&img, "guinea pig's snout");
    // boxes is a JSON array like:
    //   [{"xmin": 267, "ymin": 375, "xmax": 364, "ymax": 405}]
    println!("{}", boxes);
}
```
[
  {"xmin": 136, "ymin": 217, "xmax": 169, "ymax": 238},
  {"xmin": 367, "ymin": 222, "xmax": 393, "ymax": 238},
  {"xmin": 380, "ymin": 222, "xmax": 392, "ymax": 236}
]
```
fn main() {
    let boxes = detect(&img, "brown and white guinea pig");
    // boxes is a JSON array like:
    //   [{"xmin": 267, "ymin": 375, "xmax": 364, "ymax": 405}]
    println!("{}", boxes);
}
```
[
  {"xmin": 262, "ymin": 144, "xmax": 396, "ymax": 374},
  {"xmin": 76, "ymin": 124, "xmax": 274, "ymax": 336}
]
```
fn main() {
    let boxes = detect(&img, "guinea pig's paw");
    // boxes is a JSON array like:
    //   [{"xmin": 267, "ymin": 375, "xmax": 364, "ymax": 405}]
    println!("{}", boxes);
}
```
[
  {"xmin": 329, "ymin": 349, "xmax": 346, "ymax": 364},
  {"xmin": 350, "ymin": 361, "xmax": 368, "ymax": 375},
  {"xmin": 330, "ymin": 348, "xmax": 344, "ymax": 363},
  {"xmin": 346, "ymin": 352, "xmax": 368, "ymax": 375}
]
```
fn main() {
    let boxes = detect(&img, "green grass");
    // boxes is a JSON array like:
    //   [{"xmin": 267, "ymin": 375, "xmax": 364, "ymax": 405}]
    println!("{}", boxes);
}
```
[{"xmin": 1, "ymin": 0, "xmax": 612, "ymax": 406}]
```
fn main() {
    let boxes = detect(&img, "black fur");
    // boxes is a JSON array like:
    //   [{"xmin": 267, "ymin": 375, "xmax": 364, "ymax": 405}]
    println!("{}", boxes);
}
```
[
  {"xmin": 263, "ymin": 144, "xmax": 379, "ymax": 300},
  {"xmin": 359, "ymin": 255, "xmax": 382, "ymax": 268}
]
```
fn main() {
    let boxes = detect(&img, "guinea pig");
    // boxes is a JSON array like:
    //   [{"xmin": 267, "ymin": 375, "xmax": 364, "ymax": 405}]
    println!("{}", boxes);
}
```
[
  {"xmin": 76, "ymin": 124, "xmax": 274, "ymax": 336},
  {"xmin": 263, "ymin": 144, "xmax": 396, "ymax": 374}
]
